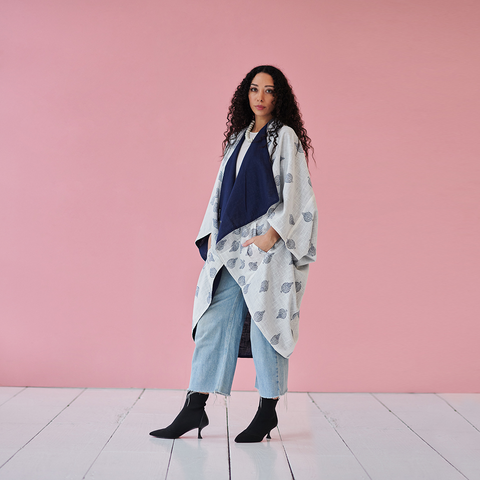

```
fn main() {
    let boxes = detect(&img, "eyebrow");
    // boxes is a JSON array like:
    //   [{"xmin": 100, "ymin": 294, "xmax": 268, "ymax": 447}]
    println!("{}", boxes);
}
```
[{"xmin": 251, "ymin": 83, "xmax": 275, "ymax": 88}]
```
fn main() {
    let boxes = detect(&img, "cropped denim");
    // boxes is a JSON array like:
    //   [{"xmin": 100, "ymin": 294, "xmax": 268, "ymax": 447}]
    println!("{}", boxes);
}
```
[{"xmin": 188, "ymin": 268, "xmax": 288, "ymax": 398}]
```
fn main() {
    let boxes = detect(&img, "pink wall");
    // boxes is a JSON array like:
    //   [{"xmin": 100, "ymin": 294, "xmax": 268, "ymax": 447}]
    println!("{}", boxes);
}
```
[{"xmin": 1, "ymin": 0, "xmax": 479, "ymax": 392}]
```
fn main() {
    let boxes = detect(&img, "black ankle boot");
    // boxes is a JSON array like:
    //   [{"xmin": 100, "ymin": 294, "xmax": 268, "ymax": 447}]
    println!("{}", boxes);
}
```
[
  {"xmin": 234, "ymin": 397, "xmax": 279, "ymax": 443},
  {"xmin": 149, "ymin": 392, "xmax": 209, "ymax": 439}
]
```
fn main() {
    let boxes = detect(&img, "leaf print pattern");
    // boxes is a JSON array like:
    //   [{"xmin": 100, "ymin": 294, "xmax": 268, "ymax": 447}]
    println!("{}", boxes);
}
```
[
  {"xmin": 274, "ymin": 175, "xmax": 281, "ymax": 186},
  {"xmin": 308, "ymin": 244, "xmax": 317, "ymax": 257},
  {"xmin": 253, "ymin": 311, "xmax": 265, "ymax": 322},
  {"xmin": 216, "ymin": 238, "xmax": 227, "ymax": 250},
  {"xmin": 247, "ymin": 245, "xmax": 253, "ymax": 257},
  {"xmin": 209, "ymin": 268, "xmax": 217, "ymax": 278},
  {"xmin": 263, "ymin": 253, "xmax": 274, "ymax": 264},
  {"xmin": 238, "ymin": 276, "xmax": 246, "ymax": 287},
  {"xmin": 251, "ymin": 227, "xmax": 257, "ymax": 237},
  {"xmin": 230, "ymin": 240, "xmax": 240, "ymax": 252},
  {"xmin": 270, "ymin": 333, "xmax": 281, "ymax": 345},
  {"xmin": 208, "ymin": 252, "xmax": 214, "ymax": 263},
  {"xmin": 259, "ymin": 280, "xmax": 269, "ymax": 293},
  {"xmin": 227, "ymin": 258, "xmax": 238, "ymax": 268},
  {"xmin": 267, "ymin": 207, "xmax": 276, "ymax": 219},
  {"xmin": 302, "ymin": 212, "xmax": 313, "ymax": 222},
  {"xmin": 289, "ymin": 214, "xmax": 295, "ymax": 225},
  {"xmin": 241, "ymin": 227, "xmax": 249, "ymax": 237},
  {"xmin": 256, "ymin": 224, "xmax": 265, "ymax": 235},
  {"xmin": 210, "ymin": 188, "xmax": 220, "ymax": 204},
  {"xmin": 281, "ymin": 282, "xmax": 293, "ymax": 293},
  {"xmin": 233, "ymin": 228, "xmax": 241, "ymax": 235},
  {"xmin": 248, "ymin": 262, "xmax": 258, "ymax": 271},
  {"xmin": 285, "ymin": 173, "xmax": 293, "ymax": 183},
  {"xmin": 243, "ymin": 284, "xmax": 250, "ymax": 295},
  {"xmin": 276, "ymin": 309, "xmax": 287, "ymax": 319},
  {"xmin": 295, "ymin": 281, "xmax": 302, "ymax": 292},
  {"xmin": 286, "ymin": 239, "xmax": 296, "ymax": 249}
]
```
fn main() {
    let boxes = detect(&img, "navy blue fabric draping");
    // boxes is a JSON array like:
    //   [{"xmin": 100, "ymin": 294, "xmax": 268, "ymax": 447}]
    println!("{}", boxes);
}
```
[
  {"xmin": 196, "ymin": 122, "xmax": 279, "ymax": 261},
  {"xmin": 217, "ymin": 123, "xmax": 279, "ymax": 243}
]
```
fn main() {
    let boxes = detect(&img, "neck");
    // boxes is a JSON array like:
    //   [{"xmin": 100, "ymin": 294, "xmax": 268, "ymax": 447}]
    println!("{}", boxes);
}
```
[{"xmin": 252, "ymin": 115, "xmax": 272, "ymax": 132}]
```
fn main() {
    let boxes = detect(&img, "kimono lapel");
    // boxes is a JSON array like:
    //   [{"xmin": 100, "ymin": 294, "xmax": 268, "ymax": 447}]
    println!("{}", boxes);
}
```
[{"xmin": 217, "ymin": 123, "xmax": 279, "ymax": 243}]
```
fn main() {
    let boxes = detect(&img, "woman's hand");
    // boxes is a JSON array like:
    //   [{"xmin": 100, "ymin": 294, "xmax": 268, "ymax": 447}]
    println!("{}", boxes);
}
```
[
  {"xmin": 208, "ymin": 235, "xmax": 212, "ymax": 250},
  {"xmin": 242, "ymin": 227, "xmax": 280, "ymax": 253}
]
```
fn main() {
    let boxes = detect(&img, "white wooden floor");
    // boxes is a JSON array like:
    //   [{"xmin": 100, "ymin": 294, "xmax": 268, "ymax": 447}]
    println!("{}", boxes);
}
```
[{"xmin": 1, "ymin": 388, "xmax": 479, "ymax": 479}]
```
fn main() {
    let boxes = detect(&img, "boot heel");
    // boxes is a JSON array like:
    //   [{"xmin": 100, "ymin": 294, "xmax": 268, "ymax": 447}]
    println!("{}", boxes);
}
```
[
  {"xmin": 197, "ymin": 411, "xmax": 209, "ymax": 439},
  {"xmin": 266, "ymin": 431, "xmax": 272, "ymax": 439}
]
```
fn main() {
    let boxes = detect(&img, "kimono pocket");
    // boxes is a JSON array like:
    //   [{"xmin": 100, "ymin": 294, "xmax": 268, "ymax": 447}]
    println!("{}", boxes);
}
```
[
  {"xmin": 243, "ymin": 238, "xmax": 281, "ymax": 270},
  {"xmin": 243, "ymin": 243, "xmax": 266, "ymax": 272},
  {"xmin": 257, "ymin": 236, "xmax": 283, "ymax": 254}
]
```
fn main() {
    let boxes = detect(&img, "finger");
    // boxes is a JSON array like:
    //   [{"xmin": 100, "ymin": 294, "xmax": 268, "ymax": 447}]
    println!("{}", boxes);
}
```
[{"xmin": 242, "ymin": 238, "xmax": 255, "ymax": 247}]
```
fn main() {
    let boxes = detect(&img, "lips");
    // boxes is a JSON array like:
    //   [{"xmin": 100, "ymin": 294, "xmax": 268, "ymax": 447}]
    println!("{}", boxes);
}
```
[{"xmin": 255, "ymin": 105, "xmax": 265, "ymax": 110}]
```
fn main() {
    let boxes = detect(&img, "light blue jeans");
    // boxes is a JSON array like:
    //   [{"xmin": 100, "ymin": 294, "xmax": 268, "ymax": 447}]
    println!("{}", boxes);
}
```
[{"xmin": 188, "ymin": 268, "xmax": 288, "ymax": 398}]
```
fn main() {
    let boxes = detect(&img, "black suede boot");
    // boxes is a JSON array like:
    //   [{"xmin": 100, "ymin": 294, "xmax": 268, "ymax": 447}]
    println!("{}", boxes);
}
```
[
  {"xmin": 234, "ymin": 397, "xmax": 279, "ymax": 443},
  {"xmin": 149, "ymin": 392, "xmax": 209, "ymax": 439}
]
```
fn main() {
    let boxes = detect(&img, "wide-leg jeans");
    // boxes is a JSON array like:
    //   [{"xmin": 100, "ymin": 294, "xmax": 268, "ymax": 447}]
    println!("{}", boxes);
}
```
[{"xmin": 188, "ymin": 268, "xmax": 288, "ymax": 398}]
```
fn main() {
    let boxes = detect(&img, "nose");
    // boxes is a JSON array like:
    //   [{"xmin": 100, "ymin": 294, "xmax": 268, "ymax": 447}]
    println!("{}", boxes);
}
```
[{"xmin": 256, "ymin": 91, "xmax": 264, "ymax": 102}]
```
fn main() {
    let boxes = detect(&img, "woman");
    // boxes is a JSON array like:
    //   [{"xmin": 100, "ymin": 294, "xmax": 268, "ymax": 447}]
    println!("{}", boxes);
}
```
[{"xmin": 150, "ymin": 65, "xmax": 317, "ymax": 443}]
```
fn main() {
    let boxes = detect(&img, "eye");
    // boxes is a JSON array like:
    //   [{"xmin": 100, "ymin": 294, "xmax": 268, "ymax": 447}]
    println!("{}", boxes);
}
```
[
  {"xmin": 266, "ymin": 89, "xmax": 274, "ymax": 94},
  {"xmin": 250, "ymin": 87, "xmax": 258, "ymax": 92}
]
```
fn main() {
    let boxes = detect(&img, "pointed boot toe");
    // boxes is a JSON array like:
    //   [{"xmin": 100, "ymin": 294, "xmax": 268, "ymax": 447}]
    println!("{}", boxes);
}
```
[{"xmin": 149, "ymin": 392, "xmax": 209, "ymax": 439}]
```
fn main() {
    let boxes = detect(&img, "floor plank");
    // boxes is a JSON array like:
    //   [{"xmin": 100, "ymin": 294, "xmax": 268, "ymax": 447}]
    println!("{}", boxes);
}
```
[
  {"xmin": 375, "ymin": 393, "xmax": 480, "ymax": 479},
  {"xmin": 167, "ymin": 394, "xmax": 230, "ymax": 480},
  {"xmin": 310, "ymin": 393, "xmax": 466, "ymax": 480},
  {"xmin": 276, "ymin": 392, "xmax": 369, "ymax": 479},
  {"xmin": 86, "ymin": 389, "xmax": 180, "ymax": 480},
  {"xmin": 0, "ymin": 388, "xmax": 140, "ymax": 480},
  {"xmin": 439, "ymin": 393, "xmax": 480, "ymax": 431},
  {"xmin": 0, "ymin": 387, "xmax": 25, "ymax": 407},
  {"xmin": 0, "ymin": 387, "xmax": 83, "ymax": 468},
  {"xmin": 228, "ymin": 391, "xmax": 293, "ymax": 480}
]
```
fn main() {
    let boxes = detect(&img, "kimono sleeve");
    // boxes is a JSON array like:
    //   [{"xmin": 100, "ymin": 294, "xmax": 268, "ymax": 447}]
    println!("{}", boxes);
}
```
[
  {"xmin": 195, "ymin": 181, "xmax": 220, "ymax": 261},
  {"xmin": 194, "ymin": 147, "xmax": 232, "ymax": 260},
  {"xmin": 267, "ymin": 127, "xmax": 318, "ymax": 267}
]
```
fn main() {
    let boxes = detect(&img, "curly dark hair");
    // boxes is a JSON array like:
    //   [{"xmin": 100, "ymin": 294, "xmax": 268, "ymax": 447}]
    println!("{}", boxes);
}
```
[{"xmin": 222, "ymin": 65, "xmax": 314, "ymax": 164}]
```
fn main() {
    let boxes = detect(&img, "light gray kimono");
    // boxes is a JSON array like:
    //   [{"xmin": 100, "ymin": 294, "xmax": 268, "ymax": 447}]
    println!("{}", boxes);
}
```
[{"xmin": 193, "ymin": 124, "xmax": 318, "ymax": 358}]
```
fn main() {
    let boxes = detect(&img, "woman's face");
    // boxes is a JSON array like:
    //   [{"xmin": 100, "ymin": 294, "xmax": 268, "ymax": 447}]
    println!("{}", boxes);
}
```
[{"xmin": 248, "ymin": 73, "xmax": 276, "ymax": 123}]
